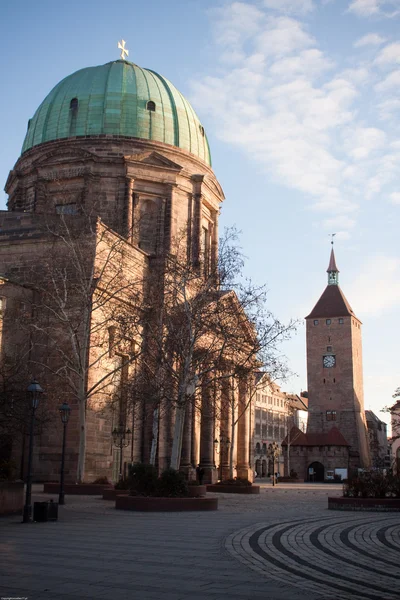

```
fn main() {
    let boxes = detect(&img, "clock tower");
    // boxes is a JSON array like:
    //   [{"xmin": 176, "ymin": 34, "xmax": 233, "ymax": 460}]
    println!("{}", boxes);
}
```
[{"xmin": 305, "ymin": 247, "xmax": 371, "ymax": 470}]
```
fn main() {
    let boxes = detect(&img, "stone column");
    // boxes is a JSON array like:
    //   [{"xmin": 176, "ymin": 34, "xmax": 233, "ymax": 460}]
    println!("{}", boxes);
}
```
[
  {"xmin": 125, "ymin": 177, "xmax": 134, "ymax": 241},
  {"xmin": 236, "ymin": 376, "xmax": 253, "ymax": 481},
  {"xmin": 220, "ymin": 377, "xmax": 232, "ymax": 480},
  {"xmin": 191, "ymin": 393, "xmax": 201, "ymax": 468},
  {"xmin": 132, "ymin": 194, "xmax": 140, "ymax": 246},
  {"xmin": 180, "ymin": 402, "xmax": 195, "ymax": 479},
  {"xmin": 199, "ymin": 376, "xmax": 217, "ymax": 483},
  {"xmin": 191, "ymin": 175, "xmax": 204, "ymax": 266}
]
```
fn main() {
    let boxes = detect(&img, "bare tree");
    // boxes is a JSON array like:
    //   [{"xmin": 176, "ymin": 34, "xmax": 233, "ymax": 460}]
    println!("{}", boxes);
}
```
[
  {"xmin": 124, "ymin": 227, "xmax": 296, "ymax": 471},
  {"xmin": 23, "ymin": 211, "xmax": 144, "ymax": 482}
]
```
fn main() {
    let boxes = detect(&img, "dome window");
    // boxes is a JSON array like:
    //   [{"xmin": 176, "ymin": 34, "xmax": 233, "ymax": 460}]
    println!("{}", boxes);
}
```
[
  {"xmin": 146, "ymin": 101, "xmax": 156, "ymax": 112},
  {"xmin": 27, "ymin": 119, "xmax": 32, "ymax": 131},
  {"xmin": 70, "ymin": 98, "xmax": 79, "ymax": 111},
  {"xmin": 199, "ymin": 125, "xmax": 205, "ymax": 136}
]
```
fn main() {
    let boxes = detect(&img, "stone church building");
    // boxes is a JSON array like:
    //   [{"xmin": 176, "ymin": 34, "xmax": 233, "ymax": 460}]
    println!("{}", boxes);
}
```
[
  {"xmin": 0, "ymin": 55, "xmax": 256, "ymax": 484},
  {"xmin": 283, "ymin": 248, "xmax": 371, "ymax": 481}
]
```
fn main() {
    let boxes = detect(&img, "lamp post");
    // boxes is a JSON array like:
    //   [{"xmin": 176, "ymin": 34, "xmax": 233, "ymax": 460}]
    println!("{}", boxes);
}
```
[
  {"xmin": 112, "ymin": 425, "xmax": 132, "ymax": 481},
  {"xmin": 267, "ymin": 442, "xmax": 281, "ymax": 487},
  {"xmin": 23, "ymin": 379, "xmax": 44, "ymax": 523},
  {"xmin": 214, "ymin": 434, "xmax": 231, "ymax": 481},
  {"xmin": 58, "ymin": 402, "xmax": 71, "ymax": 505}
]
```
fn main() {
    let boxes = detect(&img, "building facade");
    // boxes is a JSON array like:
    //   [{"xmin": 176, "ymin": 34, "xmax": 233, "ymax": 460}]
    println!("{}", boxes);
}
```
[{"xmin": 1, "ymin": 57, "xmax": 255, "ymax": 484}]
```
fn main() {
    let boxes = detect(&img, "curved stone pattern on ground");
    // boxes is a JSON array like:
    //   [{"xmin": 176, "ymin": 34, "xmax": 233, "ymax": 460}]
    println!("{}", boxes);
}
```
[{"xmin": 226, "ymin": 514, "xmax": 400, "ymax": 600}]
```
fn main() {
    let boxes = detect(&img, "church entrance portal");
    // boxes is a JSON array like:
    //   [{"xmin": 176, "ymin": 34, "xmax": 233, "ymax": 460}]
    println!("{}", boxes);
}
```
[{"xmin": 308, "ymin": 461, "xmax": 324, "ymax": 482}]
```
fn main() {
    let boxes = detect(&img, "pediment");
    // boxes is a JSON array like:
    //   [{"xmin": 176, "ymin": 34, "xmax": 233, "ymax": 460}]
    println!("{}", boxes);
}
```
[{"xmin": 124, "ymin": 151, "xmax": 183, "ymax": 171}]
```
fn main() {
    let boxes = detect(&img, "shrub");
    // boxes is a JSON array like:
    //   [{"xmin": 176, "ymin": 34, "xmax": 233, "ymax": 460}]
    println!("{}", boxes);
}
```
[
  {"xmin": 128, "ymin": 463, "xmax": 158, "ymax": 497},
  {"xmin": 156, "ymin": 468, "xmax": 189, "ymax": 498},
  {"xmin": 343, "ymin": 471, "xmax": 400, "ymax": 498},
  {"xmin": 0, "ymin": 459, "xmax": 17, "ymax": 481},
  {"xmin": 92, "ymin": 476, "xmax": 110, "ymax": 485},
  {"xmin": 220, "ymin": 477, "xmax": 252, "ymax": 487},
  {"xmin": 115, "ymin": 478, "xmax": 131, "ymax": 490}
]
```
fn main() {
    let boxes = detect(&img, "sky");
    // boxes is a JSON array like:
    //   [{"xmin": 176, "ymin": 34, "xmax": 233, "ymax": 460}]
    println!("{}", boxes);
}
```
[{"xmin": 1, "ymin": 0, "xmax": 399, "ymax": 428}]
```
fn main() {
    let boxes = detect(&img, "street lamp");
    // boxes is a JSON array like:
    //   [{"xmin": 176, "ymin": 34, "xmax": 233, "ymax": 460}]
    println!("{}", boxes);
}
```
[
  {"xmin": 23, "ymin": 379, "xmax": 44, "ymax": 523},
  {"xmin": 58, "ymin": 402, "xmax": 71, "ymax": 505},
  {"xmin": 214, "ymin": 434, "xmax": 231, "ymax": 481},
  {"xmin": 112, "ymin": 425, "xmax": 131, "ymax": 481},
  {"xmin": 267, "ymin": 442, "xmax": 281, "ymax": 487}
]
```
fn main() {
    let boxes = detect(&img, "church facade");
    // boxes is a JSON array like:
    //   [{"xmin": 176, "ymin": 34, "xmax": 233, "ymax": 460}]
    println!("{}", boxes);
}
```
[
  {"xmin": 284, "ymin": 248, "xmax": 371, "ymax": 481},
  {"xmin": 0, "ymin": 57, "xmax": 255, "ymax": 484}
]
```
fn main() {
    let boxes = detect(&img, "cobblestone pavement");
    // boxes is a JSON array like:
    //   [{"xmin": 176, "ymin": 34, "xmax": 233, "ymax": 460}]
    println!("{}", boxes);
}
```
[{"xmin": 0, "ymin": 483, "xmax": 398, "ymax": 600}]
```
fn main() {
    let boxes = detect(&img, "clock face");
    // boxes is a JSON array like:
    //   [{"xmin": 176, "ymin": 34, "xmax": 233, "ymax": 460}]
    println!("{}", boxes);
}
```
[{"xmin": 323, "ymin": 355, "xmax": 336, "ymax": 368}]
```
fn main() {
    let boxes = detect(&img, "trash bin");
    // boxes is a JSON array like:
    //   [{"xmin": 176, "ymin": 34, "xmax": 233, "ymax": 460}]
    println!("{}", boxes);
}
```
[{"xmin": 33, "ymin": 500, "xmax": 58, "ymax": 522}]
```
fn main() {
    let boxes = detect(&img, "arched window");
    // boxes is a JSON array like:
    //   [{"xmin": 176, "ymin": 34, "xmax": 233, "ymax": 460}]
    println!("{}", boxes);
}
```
[
  {"xmin": 70, "ymin": 98, "xmax": 78, "ymax": 111},
  {"xmin": 146, "ymin": 101, "xmax": 156, "ymax": 112},
  {"xmin": 199, "ymin": 124, "xmax": 205, "ymax": 136}
]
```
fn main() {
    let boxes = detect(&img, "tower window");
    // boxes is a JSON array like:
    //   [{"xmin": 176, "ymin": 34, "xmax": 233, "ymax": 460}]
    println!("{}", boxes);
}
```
[
  {"xmin": 326, "ymin": 319, "xmax": 331, "ymax": 325},
  {"xmin": 339, "ymin": 318, "xmax": 344, "ymax": 324},
  {"xmin": 199, "ymin": 124, "xmax": 205, "ymax": 136},
  {"xmin": 326, "ymin": 410, "xmax": 337, "ymax": 421},
  {"xmin": 147, "ymin": 101, "xmax": 156, "ymax": 112},
  {"xmin": 313, "ymin": 320, "xmax": 319, "ymax": 325},
  {"xmin": 327, "ymin": 346, "xmax": 332, "ymax": 352},
  {"xmin": 70, "ymin": 98, "xmax": 78, "ymax": 111}
]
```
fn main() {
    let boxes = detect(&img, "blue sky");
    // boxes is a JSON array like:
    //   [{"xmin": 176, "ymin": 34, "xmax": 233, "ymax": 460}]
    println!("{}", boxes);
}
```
[{"xmin": 1, "ymin": 0, "xmax": 399, "ymax": 427}]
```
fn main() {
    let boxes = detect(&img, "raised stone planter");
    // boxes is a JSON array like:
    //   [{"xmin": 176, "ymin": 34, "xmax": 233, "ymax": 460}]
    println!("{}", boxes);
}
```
[
  {"xmin": 0, "ymin": 480, "xmax": 24, "ymax": 515},
  {"xmin": 115, "ymin": 495, "xmax": 218, "ymax": 511},
  {"xmin": 187, "ymin": 485, "xmax": 207, "ymax": 497},
  {"xmin": 43, "ymin": 483, "xmax": 112, "ymax": 496},
  {"xmin": 207, "ymin": 484, "xmax": 260, "ymax": 494},
  {"xmin": 102, "ymin": 488, "xmax": 130, "ymax": 501},
  {"xmin": 328, "ymin": 497, "xmax": 400, "ymax": 512}
]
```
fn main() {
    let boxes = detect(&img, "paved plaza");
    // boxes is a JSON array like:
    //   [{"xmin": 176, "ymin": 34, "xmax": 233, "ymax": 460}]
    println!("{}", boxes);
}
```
[{"xmin": 0, "ymin": 483, "xmax": 399, "ymax": 600}]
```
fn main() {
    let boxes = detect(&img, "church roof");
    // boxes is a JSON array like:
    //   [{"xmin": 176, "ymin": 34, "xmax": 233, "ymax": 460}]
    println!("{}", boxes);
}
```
[
  {"xmin": 305, "ymin": 284, "xmax": 356, "ymax": 319},
  {"xmin": 282, "ymin": 426, "xmax": 350, "ymax": 447},
  {"xmin": 22, "ymin": 60, "xmax": 211, "ymax": 166}
]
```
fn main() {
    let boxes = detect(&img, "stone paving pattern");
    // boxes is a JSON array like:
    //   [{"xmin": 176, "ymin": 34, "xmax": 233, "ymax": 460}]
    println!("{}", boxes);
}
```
[{"xmin": 0, "ymin": 483, "xmax": 398, "ymax": 600}]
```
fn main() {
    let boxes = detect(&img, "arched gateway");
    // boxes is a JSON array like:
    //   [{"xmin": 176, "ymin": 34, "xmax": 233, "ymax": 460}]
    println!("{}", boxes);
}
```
[{"xmin": 308, "ymin": 461, "xmax": 324, "ymax": 482}]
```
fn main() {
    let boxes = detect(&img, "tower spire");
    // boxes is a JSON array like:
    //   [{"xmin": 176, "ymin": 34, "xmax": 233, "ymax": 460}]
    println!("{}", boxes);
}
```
[{"xmin": 327, "ymin": 234, "xmax": 339, "ymax": 285}]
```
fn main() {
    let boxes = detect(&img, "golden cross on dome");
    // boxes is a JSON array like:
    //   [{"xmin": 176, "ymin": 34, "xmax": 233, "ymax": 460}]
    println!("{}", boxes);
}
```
[{"xmin": 117, "ymin": 39, "xmax": 129, "ymax": 61}]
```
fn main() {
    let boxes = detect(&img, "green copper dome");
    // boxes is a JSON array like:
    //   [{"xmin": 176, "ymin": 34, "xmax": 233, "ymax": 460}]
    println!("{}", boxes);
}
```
[{"xmin": 22, "ymin": 60, "xmax": 211, "ymax": 165}]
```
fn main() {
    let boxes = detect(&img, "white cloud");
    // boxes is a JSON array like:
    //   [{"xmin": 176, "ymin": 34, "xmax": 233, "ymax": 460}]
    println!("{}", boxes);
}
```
[
  {"xmin": 348, "ymin": 0, "xmax": 381, "ymax": 16},
  {"xmin": 375, "ymin": 69, "xmax": 400, "ymax": 91},
  {"xmin": 191, "ymin": 1, "xmax": 400, "ymax": 236},
  {"xmin": 354, "ymin": 32, "xmax": 387, "ymax": 47},
  {"xmin": 377, "ymin": 97, "xmax": 400, "ymax": 120},
  {"xmin": 375, "ymin": 42, "xmax": 400, "ymax": 65},
  {"xmin": 347, "ymin": 255, "xmax": 400, "ymax": 316},
  {"xmin": 389, "ymin": 192, "xmax": 400, "ymax": 203},
  {"xmin": 262, "ymin": 0, "xmax": 315, "ymax": 14},
  {"xmin": 255, "ymin": 16, "xmax": 315, "ymax": 57},
  {"xmin": 343, "ymin": 127, "xmax": 387, "ymax": 159},
  {"xmin": 348, "ymin": 0, "xmax": 400, "ymax": 17}
]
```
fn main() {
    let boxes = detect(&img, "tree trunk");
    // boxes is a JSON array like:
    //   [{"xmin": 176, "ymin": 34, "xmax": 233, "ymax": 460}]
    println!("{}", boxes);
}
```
[
  {"xmin": 77, "ymin": 395, "xmax": 86, "ymax": 483},
  {"xmin": 170, "ymin": 404, "xmax": 186, "ymax": 471},
  {"xmin": 149, "ymin": 406, "xmax": 159, "ymax": 466},
  {"xmin": 229, "ymin": 401, "xmax": 235, "ymax": 479}
]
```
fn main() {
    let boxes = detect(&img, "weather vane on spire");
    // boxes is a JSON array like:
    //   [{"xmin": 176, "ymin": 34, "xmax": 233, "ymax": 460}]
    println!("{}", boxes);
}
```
[
  {"xmin": 117, "ymin": 40, "xmax": 129, "ymax": 61},
  {"xmin": 330, "ymin": 233, "xmax": 336, "ymax": 246}
]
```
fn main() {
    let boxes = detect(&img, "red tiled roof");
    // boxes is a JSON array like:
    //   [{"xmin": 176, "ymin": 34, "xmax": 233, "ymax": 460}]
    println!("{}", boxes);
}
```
[
  {"xmin": 327, "ymin": 248, "xmax": 339, "ymax": 272},
  {"xmin": 305, "ymin": 285, "xmax": 356, "ymax": 319},
  {"xmin": 282, "ymin": 426, "xmax": 350, "ymax": 447}
]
